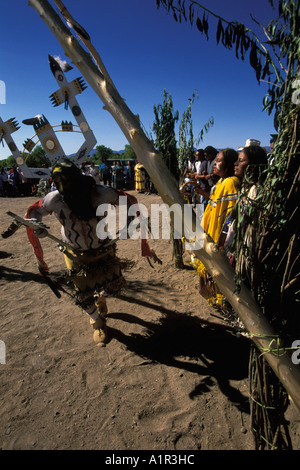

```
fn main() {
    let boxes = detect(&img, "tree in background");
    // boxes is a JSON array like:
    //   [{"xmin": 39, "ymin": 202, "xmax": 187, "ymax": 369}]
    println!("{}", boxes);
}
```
[
  {"xmin": 177, "ymin": 93, "xmax": 196, "ymax": 181},
  {"xmin": 155, "ymin": 0, "xmax": 300, "ymax": 449},
  {"xmin": 0, "ymin": 154, "xmax": 16, "ymax": 169},
  {"xmin": 177, "ymin": 91, "xmax": 214, "ymax": 181},
  {"xmin": 27, "ymin": 0, "xmax": 299, "ymax": 450},
  {"xmin": 0, "ymin": 146, "xmax": 51, "ymax": 169},
  {"xmin": 153, "ymin": 89, "xmax": 213, "ymax": 268},
  {"xmin": 89, "ymin": 144, "xmax": 136, "ymax": 163},
  {"xmin": 153, "ymin": 89, "xmax": 179, "ymax": 178},
  {"xmin": 26, "ymin": 145, "xmax": 51, "ymax": 168},
  {"xmin": 91, "ymin": 144, "xmax": 114, "ymax": 163},
  {"xmin": 153, "ymin": 90, "xmax": 184, "ymax": 268},
  {"xmin": 122, "ymin": 144, "xmax": 137, "ymax": 160}
]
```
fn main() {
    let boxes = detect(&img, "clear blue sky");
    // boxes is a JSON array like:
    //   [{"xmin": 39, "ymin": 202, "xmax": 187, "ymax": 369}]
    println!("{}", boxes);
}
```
[{"xmin": 0, "ymin": 0, "xmax": 278, "ymax": 160}]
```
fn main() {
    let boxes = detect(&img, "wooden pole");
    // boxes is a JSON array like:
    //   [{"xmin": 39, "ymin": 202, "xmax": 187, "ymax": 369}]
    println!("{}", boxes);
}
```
[{"xmin": 28, "ymin": 0, "xmax": 300, "ymax": 412}]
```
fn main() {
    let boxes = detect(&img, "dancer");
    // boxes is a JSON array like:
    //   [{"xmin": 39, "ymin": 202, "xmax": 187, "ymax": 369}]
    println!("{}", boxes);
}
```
[{"xmin": 24, "ymin": 158, "xmax": 155, "ymax": 347}]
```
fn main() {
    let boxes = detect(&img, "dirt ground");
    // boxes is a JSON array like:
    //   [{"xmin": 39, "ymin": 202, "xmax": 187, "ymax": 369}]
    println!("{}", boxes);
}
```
[{"xmin": 0, "ymin": 192, "xmax": 299, "ymax": 451}]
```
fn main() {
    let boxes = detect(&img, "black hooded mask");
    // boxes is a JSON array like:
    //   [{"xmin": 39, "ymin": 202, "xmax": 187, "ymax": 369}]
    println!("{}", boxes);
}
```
[{"xmin": 52, "ymin": 159, "xmax": 96, "ymax": 221}]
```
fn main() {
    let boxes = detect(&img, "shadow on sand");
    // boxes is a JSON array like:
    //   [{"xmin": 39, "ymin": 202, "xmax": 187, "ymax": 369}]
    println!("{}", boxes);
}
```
[{"xmin": 109, "ymin": 290, "xmax": 251, "ymax": 414}]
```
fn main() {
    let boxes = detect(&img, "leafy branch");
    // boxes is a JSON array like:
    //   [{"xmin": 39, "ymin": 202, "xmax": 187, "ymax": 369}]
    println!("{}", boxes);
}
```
[
  {"xmin": 155, "ymin": 0, "xmax": 299, "ymax": 127},
  {"xmin": 177, "ymin": 91, "xmax": 214, "ymax": 171}
]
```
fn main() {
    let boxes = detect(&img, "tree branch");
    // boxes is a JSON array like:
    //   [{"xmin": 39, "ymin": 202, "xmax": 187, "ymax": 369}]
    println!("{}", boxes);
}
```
[
  {"xmin": 250, "ymin": 13, "xmax": 288, "ymax": 75},
  {"xmin": 28, "ymin": 0, "xmax": 300, "ymax": 413}
]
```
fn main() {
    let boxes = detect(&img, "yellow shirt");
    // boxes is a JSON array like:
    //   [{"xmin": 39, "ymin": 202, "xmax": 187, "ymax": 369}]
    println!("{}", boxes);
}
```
[{"xmin": 203, "ymin": 176, "xmax": 240, "ymax": 244}]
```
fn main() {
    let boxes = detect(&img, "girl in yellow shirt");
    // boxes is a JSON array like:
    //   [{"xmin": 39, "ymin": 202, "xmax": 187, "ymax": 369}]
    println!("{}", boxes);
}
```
[{"xmin": 192, "ymin": 148, "xmax": 240, "ymax": 303}]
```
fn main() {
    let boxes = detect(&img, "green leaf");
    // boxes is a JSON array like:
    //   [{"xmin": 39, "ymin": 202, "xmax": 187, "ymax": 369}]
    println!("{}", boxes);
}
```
[
  {"xmin": 196, "ymin": 16, "xmax": 203, "ymax": 32},
  {"xmin": 202, "ymin": 13, "xmax": 209, "ymax": 39},
  {"xmin": 250, "ymin": 42, "xmax": 258, "ymax": 69},
  {"xmin": 216, "ymin": 18, "xmax": 223, "ymax": 44}
]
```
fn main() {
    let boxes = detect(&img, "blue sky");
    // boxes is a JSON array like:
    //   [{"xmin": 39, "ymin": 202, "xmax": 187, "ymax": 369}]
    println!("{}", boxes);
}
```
[{"xmin": 0, "ymin": 0, "xmax": 279, "ymax": 160}]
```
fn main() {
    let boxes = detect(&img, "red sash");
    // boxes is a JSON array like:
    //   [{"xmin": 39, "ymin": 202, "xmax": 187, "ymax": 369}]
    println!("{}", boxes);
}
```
[{"xmin": 26, "ymin": 199, "xmax": 49, "ymax": 274}]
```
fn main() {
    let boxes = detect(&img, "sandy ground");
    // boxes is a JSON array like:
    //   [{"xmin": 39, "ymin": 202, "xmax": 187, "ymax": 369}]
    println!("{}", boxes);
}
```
[{"xmin": 0, "ymin": 192, "xmax": 299, "ymax": 451}]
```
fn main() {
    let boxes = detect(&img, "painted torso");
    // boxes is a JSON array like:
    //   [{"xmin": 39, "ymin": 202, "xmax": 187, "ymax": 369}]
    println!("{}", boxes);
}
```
[{"xmin": 41, "ymin": 187, "xmax": 119, "ymax": 251}]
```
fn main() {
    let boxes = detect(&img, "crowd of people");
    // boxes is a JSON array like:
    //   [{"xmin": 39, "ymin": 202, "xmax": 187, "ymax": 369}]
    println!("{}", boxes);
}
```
[
  {"xmin": 0, "ymin": 160, "xmax": 140, "ymax": 198},
  {"xmin": 1, "ymin": 140, "xmax": 273, "ymax": 344},
  {"xmin": 0, "ymin": 165, "xmax": 35, "ymax": 198},
  {"xmin": 81, "ymin": 159, "xmax": 157, "ymax": 195},
  {"xmin": 182, "ymin": 141, "xmax": 270, "ymax": 308},
  {"xmin": 81, "ymin": 160, "xmax": 137, "ymax": 191}
]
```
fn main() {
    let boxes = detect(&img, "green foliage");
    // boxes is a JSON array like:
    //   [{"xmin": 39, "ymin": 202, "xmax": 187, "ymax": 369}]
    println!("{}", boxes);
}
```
[
  {"xmin": 156, "ymin": 0, "xmax": 299, "ymax": 130},
  {"xmin": 152, "ymin": 89, "xmax": 213, "ymax": 267},
  {"xmin": 122, "ymin": 144, "xmax": 137, "ymax": 160},
  {"xmin": 178, "ymin": 92, "xmax": 196, "ymax": 172},
  {"xmin": 90, "ymin": 144, "xmax": 136, "ymax": 163},
  {"xmin": 178, "ymin": 91, "xmax": 214, "ymax": 171},
  {"xmin": 153, "ymin": 89, "xmax": 214, "ymax": 178},
  {"xmin": 152, "ymin": 89, "xmax": 184, "ymax": 267},
  {"xmin": 153, "ymin": 89, "xmax": 179, "ymax": 178},
  {"xmin": 26, "ymin": 145, "xmax": 51, "ymax": 168},
  {"xmin": 0, "ymin": 145, "xmax": 50, "ymax": 169},
  {"xmin": 155, "ymin": 0, "xmax": 300, "ymax": 450},
  {"xmin": 92, "ymin": 144, "xmax": 114, "ymax": 163},
  {"xmin": 0, "ymin": 155, "xmax": 16, "ymax": 168}
]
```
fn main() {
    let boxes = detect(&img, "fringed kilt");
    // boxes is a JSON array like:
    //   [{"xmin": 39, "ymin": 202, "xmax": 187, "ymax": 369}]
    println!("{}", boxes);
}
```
[{"xmin": 63, "ymin": 243, "xmax": 127, "ymax": 299}]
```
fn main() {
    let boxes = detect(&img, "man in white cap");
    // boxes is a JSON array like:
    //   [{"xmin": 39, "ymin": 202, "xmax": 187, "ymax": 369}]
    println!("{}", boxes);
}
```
[{"xmin": 238, "ymin": 138, "xmax": 261, "ymax": 151}]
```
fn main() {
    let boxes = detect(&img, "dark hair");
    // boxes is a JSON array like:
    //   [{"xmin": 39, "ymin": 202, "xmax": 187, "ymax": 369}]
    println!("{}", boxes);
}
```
[
  {"xmin": 270, "ymin": 134, "xmax": 278, "ymax": 143},
  {"xmin": 242, "ymin": 145, "xmax": 268, "ymax": 184},
  {"xmin": 243, "ymin": 145, "xmax": 268, "ymax": 165},
  {"xmin": 204, "ymin": 146, "xmax": 218, "ymax": 157},
  {"xmin": 221, "ymin": 148, "xmax": 238, "ymax": 177}
]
